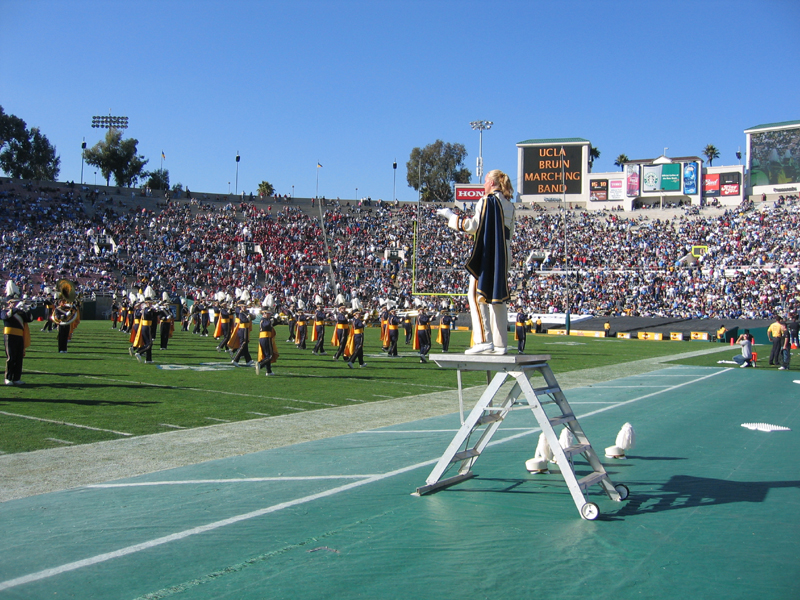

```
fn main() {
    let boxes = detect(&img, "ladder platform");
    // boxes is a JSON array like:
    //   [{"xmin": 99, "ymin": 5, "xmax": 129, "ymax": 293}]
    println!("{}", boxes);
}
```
[
  {"xmin": 431, "ymin": 354, "xmax": 551, "ymax": 371},
  {"xmin": 549, "ymin": 414, "xmax": 576, "ymax": 427}
]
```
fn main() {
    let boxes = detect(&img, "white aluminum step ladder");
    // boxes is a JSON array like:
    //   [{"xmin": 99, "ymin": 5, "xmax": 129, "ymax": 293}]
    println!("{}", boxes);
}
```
[{"xmin": 414, "ymin": 353, "xmax": 628, "ymax": 520}]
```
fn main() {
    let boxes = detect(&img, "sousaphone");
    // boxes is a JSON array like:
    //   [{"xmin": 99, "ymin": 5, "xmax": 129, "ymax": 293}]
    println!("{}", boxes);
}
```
[{"xmin": 56, "ymin": 279, "xmax": 77, "ymax": 303}]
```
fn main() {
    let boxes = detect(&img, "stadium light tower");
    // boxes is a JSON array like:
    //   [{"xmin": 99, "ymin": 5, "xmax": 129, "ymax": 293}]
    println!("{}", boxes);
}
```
[
  {"xmin": 470, "ymin": 120, "xmax": 493, "ymax": 182},
  {"xmin": 235, "ymin": 152, "xmax": 240, "ymax": 195},
  {"xmin": 91, "ymin": 114, "xmax": 129, "ymax": 130}
]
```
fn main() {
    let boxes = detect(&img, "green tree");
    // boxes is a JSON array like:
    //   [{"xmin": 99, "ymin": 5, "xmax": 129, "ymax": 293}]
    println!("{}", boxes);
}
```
[
  {"xmin": 258, "ymin": 180, "xmax": 275, "ymax": 197},
  {"xmin": 406, "ymin": 140, "xmax": 471, "ymax": 202},
  {"xmin": 703, "ymin": 144, "xmax": 720, "ymax": 166},
  {"xmin": 144, "ymin": 168, "xmax": 169, "ymax": 191},
  {"xmin": 83, "ymin": 128, "xmax": 148, "ymax": 187},
  {"xmin": 588, "ymin": 145, "xmax": 601, "ymax": 173},
  {"xmin": 0, "ymin": 106, "xmax": 61, "ymax": 180},
  {"xmin": 614, "ymin": 154, "xmax": 629, "ymax": 170}
]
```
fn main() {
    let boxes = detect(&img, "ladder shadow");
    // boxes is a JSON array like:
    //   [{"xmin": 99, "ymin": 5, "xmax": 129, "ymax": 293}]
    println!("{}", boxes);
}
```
[{"xmin": 606, "ymin": 474, "xmax": 800, "ymax": 519}]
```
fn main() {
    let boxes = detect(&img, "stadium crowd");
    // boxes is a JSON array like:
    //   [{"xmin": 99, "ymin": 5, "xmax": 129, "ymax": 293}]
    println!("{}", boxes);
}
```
[{"xmin": 1, "ymin": 178, "xmax": 798, "ymax": 320}]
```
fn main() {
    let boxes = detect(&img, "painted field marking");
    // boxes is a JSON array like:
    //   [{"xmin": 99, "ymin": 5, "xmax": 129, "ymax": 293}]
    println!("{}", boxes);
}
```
[
  {"xmin": 0, "ymin": 410, "xmax": 132, "ymax": 437},
  {"xmin": 87, "ymin": 475, "xmax": 380, "ymax": 488},
  {"xmin": 159, "ymin": 424, "xmax": 187, "ymax": 429},
  {"xmin": 205, "ymin": 418, "xmax": 231, "ymax": 423},
  {"xmin": 0, "ymin": 368, "xmax": 731, "ymax": 593},
  {"xmin": 45, "ymin": 438, "xmax": 74, "ymax": 445}
]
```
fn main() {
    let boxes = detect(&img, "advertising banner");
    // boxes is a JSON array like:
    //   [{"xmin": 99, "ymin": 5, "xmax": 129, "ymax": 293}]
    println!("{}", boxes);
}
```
[
  {"xmin": 589, "ymin": 179, "xmax": 608, "ymax": 201},
  {"xmin": 721, "ymin": 183, "xmax": 740, "ymax": 196},
  {"xmin": 522, "ymin": 145, "xmax": 583, "ymax": 195},
  {"xmin": 626, "ymin": 164, "xmax": 640, "ymax": 197},
  {"xmin": 609, "ymin": 179, "xmax": 624, "ymax": 200},
  {"xmin": 720, "ymin": 172, "xmax": 740, "ymax": 185},
  {"xmin": 642, "ymin": 165, "xmax": 662, "ymax": 192},
  {"xmin": 661, "ymin": 163, "xmax": 681, "ymax": 191},
  {"xmin": 454, "ymin": 184, "xmax": 485, "ymax": 202},
  {"xmin": 683, "ymin": 162, "xmax": 698, "ymax": 195},
  {"xmin": 703, "ymin": 173, "xmax": 720, "ymax": 197}
]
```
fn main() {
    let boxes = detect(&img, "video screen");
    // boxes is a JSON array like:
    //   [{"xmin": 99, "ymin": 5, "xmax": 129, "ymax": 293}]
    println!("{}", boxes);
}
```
[{"xmin": 750, "ymin": 127, "xmax": 800, "ymax": 186}]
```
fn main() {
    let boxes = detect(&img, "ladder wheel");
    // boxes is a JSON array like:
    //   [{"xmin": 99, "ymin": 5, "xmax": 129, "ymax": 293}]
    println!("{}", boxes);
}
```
[
  {"xmin": 580, "ymin": 502, "xmax": 599, "ymax": 520},
  {"xmin": 614, "ymin": 484, "xmax": 629, "ymax": 501}
]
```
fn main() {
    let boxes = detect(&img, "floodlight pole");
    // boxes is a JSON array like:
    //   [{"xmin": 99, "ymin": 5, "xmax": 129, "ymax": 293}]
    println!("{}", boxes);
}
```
[
  {"xmin": 80, "ymin": 138, "xmax": 86, "ymax": 185},
  {"xmin": 235, "ymin": 152, "xmax": 240, "ymax": 195},
  {"xmin": 393, "ymin": 159, "xmax": 397, "ymax": 202},
  {"xmin": 470, "ymin": 120, "xmax": 493, "ymax": 182}
]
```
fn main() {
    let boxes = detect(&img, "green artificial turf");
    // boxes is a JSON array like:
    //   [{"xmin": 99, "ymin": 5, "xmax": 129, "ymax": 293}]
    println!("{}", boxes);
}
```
[{"xmin": 0, "ymin": 321, "xmax": 724, "ymax": 454}]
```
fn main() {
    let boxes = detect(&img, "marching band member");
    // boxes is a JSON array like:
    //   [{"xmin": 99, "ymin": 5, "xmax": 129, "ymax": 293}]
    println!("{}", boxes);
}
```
[
  {"xmin": 158, "ymin": 304, "xmax": 175, "ymax": 350},
  {"xmin": 295, "ymin": 311, "xmax": 308, "ymax": 349},
  {"xmin": 311, "ymin": 303, "xmax": 327, "ymax": 355},
  {"xmin": 331, "ymin": 305, "xmax": 351, "ymax": 361},
  {"xmin": 386, "ymin": 308, "xmax": 400, "ymax": 357},
  {"xmin": 229, "ymin": 303, "xmax": 254, "ymax": 366},
  {"xmin": 53, "ymin": 300, "xmax": 79, "ymax": 354},
  {"xmin": 437, "ymin": 309, "xmax": 456, "ymax": 353},
  {"xmin": 2, "ymin": 295, "xmax": 32, "ymax": 385},
  {"xmin": 256, "ymin": 309, "xmax": 279, "ymax": 376},
  {"xmin": 346, "ymin": 309, "xmax": 366, "ymax": 368},
  {"xmin": 436, "ymin": 169, "xmax": 515, "ymax": 355},
  {"xmin": 414, "ymin": 306, "xmax": 432, "ymax": 363},
  {"xmin": 132, "ymin": 299, "xmax": 156, "ymax": 363},
  {"xmin": 214, "ymin": 302, "xmax": 232, "ymax": 352}
]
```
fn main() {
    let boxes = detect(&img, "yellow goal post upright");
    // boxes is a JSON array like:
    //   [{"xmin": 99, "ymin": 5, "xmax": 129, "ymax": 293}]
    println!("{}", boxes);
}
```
[{"xmin": 691, "ymin": 245, "xmax": 709, "ymax": 258}]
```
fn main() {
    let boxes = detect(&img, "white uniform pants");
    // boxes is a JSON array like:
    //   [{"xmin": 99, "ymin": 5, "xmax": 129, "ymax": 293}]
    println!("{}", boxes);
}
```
[{"xmin": 468, "ymin": 276, "xmax": 508, "ymax": 350}]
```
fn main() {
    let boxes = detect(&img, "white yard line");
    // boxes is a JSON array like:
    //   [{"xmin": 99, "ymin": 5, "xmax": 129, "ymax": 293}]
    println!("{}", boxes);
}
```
[{"xmin": 0, "ymin": 410, "xmax": 132, "ymax": 437}]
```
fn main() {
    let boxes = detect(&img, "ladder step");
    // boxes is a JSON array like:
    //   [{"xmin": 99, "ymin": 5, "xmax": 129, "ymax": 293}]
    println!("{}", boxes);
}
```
[
  {"xmin": 452, "ymin": 449, "xmax": 480, "ymax": 462},
  {"xmin": 549, "ymin": 414, "xmax": 576, "ymax": 427},
  {"xmin": 477, "ymin": 413, "xmax": 504, "ymax": 425},
  {"xmin": 532, "ymin": 386, "xmax": 561, "ymax": 396},
  {"xmin": 577, "ymin": 471, "xmax": 607, "ymax": 490},
  {"xmin": 562, "ymin": 442, "xmax": 591, "ymax": 458}
]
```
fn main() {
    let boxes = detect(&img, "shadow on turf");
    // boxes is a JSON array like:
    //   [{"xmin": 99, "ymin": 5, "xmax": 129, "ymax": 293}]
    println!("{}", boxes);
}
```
[
  {"xmin": 603, "ymin": 474, "xmax": 800, "ymax": 520},
  {"xmin": 427, "ymin": 474, "xmax": 800, "ymax": 520},
  {"xmin": 1, "ymin": 397, "xmax": 158, "ymax": 406}
]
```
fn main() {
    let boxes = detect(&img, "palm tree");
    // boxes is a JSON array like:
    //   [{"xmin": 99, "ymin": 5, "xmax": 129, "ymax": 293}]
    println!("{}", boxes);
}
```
[
  {"xmin": 588, "ymin": 145, "xmax": 600, "ymax": 173},
  {"xmin": 614, "ymin": 154, "xmax": 629, "ymax": 171},
  {"xmin": 703, "ymin": 144, "xmax": 720, "ymax": 166}
]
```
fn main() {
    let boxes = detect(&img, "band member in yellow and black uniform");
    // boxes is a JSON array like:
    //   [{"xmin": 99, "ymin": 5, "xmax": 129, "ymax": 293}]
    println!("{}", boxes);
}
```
[
  {"xmin": 414, "ymin": 306, "xmax": 432, "ymax": 363},
  {"xmin": 285, "ymin": 307, "xmax": 297, "ymax": 342},
  {"xmin": 436, "ymin": 310, "xmax": 455, "ymax": 352},
  {"xmin": 331, "ymin": 305, "xmax": 350, "ymax": 361},
  {"xmin": 514, "ymin": 306, "xmax": 527, "ymax": 354},
  {"xmin": 191, "ymin": 301, "xmax": 201, "ymax": 334},
  {"xmin": 387, "ymin": 308, "xmax": 400, "ymax": 357},
  {"xmin": 200, "ymin": 301, "xmax": 210, "ymax": 336},
  {"xmin": 229, "ymin": 304, "xmax": 254, "ymax": 366},
  {"xmin": 214, "ymin": 303, "xmax": 232, "ymax": 352},
  {"xmin": 2, "ymin": 296, "xmax": 32, "ymax": 385},
  {"xmin": 132, "ymin": 300, "xmax": 156, "ymax": 363},
  {"xmin": 120, "ymin": 300, "xmax": 130, "ymax": 333},
  {"xmin": 295, "ymin": 311, "xmax": 308, "ymax": 349},
  {"xmin": 535, "ymin": 316, "xmax": 543, "ymax": 334},
  {"xmin": 53, "ymin": 300, "xmax": 79, "ymax": 354},
  {"xmin": 379, "ymin": 306, "xmax": 389, "ymax": 352},
  {"xmin": 311, "ymin": 303, "xmax": 327, "ymax": 355},
  {"xmin": 41, "ymin": 297, "xmax": 55, "ymax": 332},
  {"xmin": 256, "ymin": 309, "xmax": 278, "ymax": 376},
  {"xmin": 346, "ymin": 309, "xmax": 367, "ymax": 368},
  {"xmin": 158, "ymin": 305, "xmax": 175, "ymax": 350},
  {"xmin": 111, "ymin": 299, "xmax": 120, "ymax": 329},
  {"xmin": 128, "ymin": 302, "xmax": 142, "ymax": 353},
  {"xmin": 404, "ymin": 312, "xmax": 413, "ymax": 345},
  {"xmin": 180, "ymin": 302, "xmax": 190, "ymax": 331}
]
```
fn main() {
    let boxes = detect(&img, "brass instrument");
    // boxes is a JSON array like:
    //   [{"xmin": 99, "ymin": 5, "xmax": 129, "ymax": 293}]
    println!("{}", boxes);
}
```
[{"xmin": 56, "ymin": 279, "xmax": 77, "ymax": 303}]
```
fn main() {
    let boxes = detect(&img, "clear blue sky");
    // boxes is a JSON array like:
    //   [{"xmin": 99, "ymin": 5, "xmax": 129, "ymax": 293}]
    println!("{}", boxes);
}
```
[{"xmin": 2, "ymin": 0, "xmax": 798, "ymax": 201}]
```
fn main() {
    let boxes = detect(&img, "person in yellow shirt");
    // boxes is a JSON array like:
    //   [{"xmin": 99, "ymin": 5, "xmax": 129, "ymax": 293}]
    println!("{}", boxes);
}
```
[{"xmin": 767, "ymin": 316, "xmax": 786, "ymax": 367}]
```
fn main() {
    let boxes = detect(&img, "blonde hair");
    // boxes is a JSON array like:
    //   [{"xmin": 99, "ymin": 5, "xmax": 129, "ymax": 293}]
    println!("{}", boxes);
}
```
[{"xmin": 486, "ymin": 169, "xmax": 513, "ymax": 200}]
